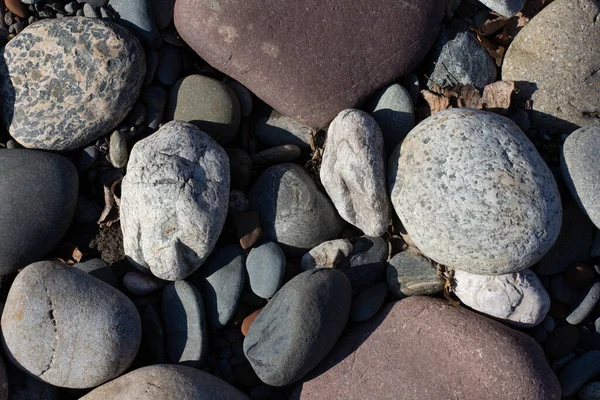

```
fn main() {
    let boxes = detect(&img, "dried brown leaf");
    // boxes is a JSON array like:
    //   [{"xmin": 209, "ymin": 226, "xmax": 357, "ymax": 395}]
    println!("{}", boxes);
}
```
[
  {"xmin": 421, "ymin": 90, "xmax": 451, "ymax": 115},
  {"xmin": 475, "ymin": 32, "xmax": 506, "ymax": 66},
  {"xmin": 98, "ymin": 173, "xmax": 123, "ymax": 228},
  {"xmin": 457, "ymin": 85, "xmax": 483, "ymax": 109},
  {"xmin": 478, "ymin": 16, "xmax": 509, "ymax": 36},
  {"xmin": 481, "ymin": 80, "xmax": 515, "ymax": 110}
]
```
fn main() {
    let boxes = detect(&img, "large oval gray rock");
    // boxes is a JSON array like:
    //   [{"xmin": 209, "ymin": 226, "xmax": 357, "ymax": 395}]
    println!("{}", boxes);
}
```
[
  {"xmin": 0, "ymin": 18, "xmax": 145, "ymax": 151},
  {"xmin": 503, "ymin": 0, "xmax": 600, "ymax": 132},
  {"xmin": 321, "ymin": 109, "xmax": 390, "ymax": 237},
  {"xmin": 1, "ymin": 261, "xmax": 141, "ymax": 389},
  {"xmin": 81, "ymin": 364, "xmax": 249, "ymax": 399},
  {"xmin": 121, "ymin": 121, "xmax": 230, "ymax": 281},
  {"xmin": 249, "ymin": 163, "xmax": 344, "ymax": 255},
  {"xmin": 389, "ymin": 109, "xmax": 562, "ymax": 275},
  {"xmin": 246, "ymin": 241, "xmax": 286, "ymax": 299},
  {"xmin": 244, "ymin": 268, "xmax": 351, "ymax": 386},
  {"xmin": 0, "ymin": 150, "xmax": 78, "ymax": 275}
]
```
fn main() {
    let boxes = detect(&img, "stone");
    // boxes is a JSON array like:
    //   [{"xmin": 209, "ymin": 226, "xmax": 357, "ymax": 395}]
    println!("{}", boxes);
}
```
[
  {"xmin": 121, "ymin": 121, "xmax": 230, "ymax": 281},
  {"xmin": 151, "ymin": 0, "xmax": 175, "ymax": 30},
  {"xmin": 452, "ymin": 268, "xmax": 551, "ymax": 327},
  {"xmin": 0, "ymin": 150, "xmax": 78, "ymax": 275},
  {"xmin": 300, "ymin": 239, "xmax": 353, "ymax": 271},
  {"xmin": 5, "ymin": 0, "xmax": 27, "ymax": 17},
  {"xmin": 543, "ymin": 316, "xmax": 555, "ymax": 332},
  {"xmin": 227, "ymin": 148, "xmax": 252, "ymax": 190},
  {"xmin": 78, "ymin": 0, "xmax": 107, "ymax": 7},
  {"xmin": 244, "ymin": 269, "xmax": 351, "ymax": 386},
  {"xmin": 293, "ymin": 296, "xmax": 560, "ymax": 400},
  {"xmin": 81, "ymin": 364, "xmax": 249, "ymax": 399},
  {"xmin": 548, "ymin": 274, "xmax": 574, "ymax": 304},
  {"xmin": 123, "ymin": 271, "xmax": 165, "ymax": 296},
  {"xmin": 246, "ymin": 241, "xmax": 286, "ymax": 298},
  {"xmin": 0, "ymin": 18, "xmax": 145, "ymax": 151},
  {"xmin": 565, "ymin": 263, "xmax": 596, "ymax": 291},
  {"xmin": 227, "ymin": 81, "xmax": 253, "ymax": 117},
  {"xmin": 241, "ymin": 309, "xmax": 261, "ymax": 336},
  {"xmin": 174, "ymin": 0, "xmax": 445, "ymax": 127},
  {"xmin": 255, "ymin": 110, "xmax": 314, "ymax": 150},
  {"xmin": 141, "ymin": 85, "xmax": 167, "ymax": 130},
  {"xmin": 502, "ymin": 0, "xmax": 600, "ymax": 132},
  {"xmin": 140, "ymin": 305, "xmax": 166, "ymax": 365},
  {"xmin": 580, "ymin": 381, "xmax": 600, "ymax": 399},
  {"xmin": 229, "ymin": 190, "xmax": 250, "ymax": 214},
  {"xmin": 156, "ymin": 44, "xmax": 182, "ymax": 86},
  {"xmin": 249, "ymin": 163, "xmax": 344, "ymax": 255},
  {"xmin": 126, "ymin": 102, "xmax": 147, "ymax": 128},
  {"xmin": 108, "ymin": 130, "xmax": 128, "ymax": 168},
  {"xmin": 339, "ymin": 236, "xmax": 388, "ymax": 290},
  {"xmin": 74, "ymin": 258, "xmax": 119, "ymax": 288},
  {"xmin": 6, "ymin": 360, "xmax": 58, "ymax": 400},
  {"xmin": 560, "ymin": 350, "xmax": 600, "ymax": 396},
  {"xmin": 162, "ymin": 280, "xmax": 208, "ymax": 367},
  {"xmin": 562, "ymin": 127, "xmax": 600, "ymax": 228},
  {"xmin": 389, "ymin": 109, "xmax": 562, "ymax": 275},
  {"xmin": 363, "ymin": 83, "xmax": 415, "ymax": 155},
  {"xmin": 478, "ymin": 0, "xmax": 525, "ymax": 17},
  {"xmin": 1, "ymin": 261, "xmax": 141, "ymax": 388},
  {"xmin": 321, "ymin": 109, "xmax": 390, "ymax": 236},
  {"xmin": 144, "ymin": 50, "xmax": 158, "ymax": 86},
  {"xmin": 566, "ymin": 282, "xmax": 600, "ymax": 325},
  {"xmin": 166, "ymin": 75, "xmax": 241, "ymax": 145},
  {"xmin": 109, "ymin": 0, "xmax": 162, "ymax": 49},
  {"xmin": 75, "ymin": 195, "xmax": 100, "ymax": 224},
  {"xmin": 251, "ymin": 145, "xmax": 301, "ymax": 165},
  {"xmin": 386, "ymin": 251, "xmax": 444, "ymax": 298},
  {"xmin": 188, "ymin": 244, "xmax": 246, "ymax": 329},
  {"xmin": 83, "ymin": 3, "xmax": 99, "ymax": 18},
  {"xmin": 350, "ymin": 282, "xmax": 388, "ymax": 322},
  {"xmin": 545, "ymin": 325, "xmax": 580, "ymax": 360},
  {"xmin": 234, "ymin": 212, "xmax": 262, "ymax": 250}
]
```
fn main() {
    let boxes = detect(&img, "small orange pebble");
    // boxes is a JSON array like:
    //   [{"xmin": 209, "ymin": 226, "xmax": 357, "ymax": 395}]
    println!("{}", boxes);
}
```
[{"xmin": 241, "ymin": 308, "xmax": 262, "ymax": 336}]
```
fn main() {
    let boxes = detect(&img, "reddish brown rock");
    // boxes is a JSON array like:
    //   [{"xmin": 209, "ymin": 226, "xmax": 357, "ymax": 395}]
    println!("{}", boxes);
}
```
[
  {"xmin": 293, "ymin": 297, "xmax": 560, "ymax": 400},
  {"xmin": 174, "ymin": 0, "xmax": 445, "ymax": 128},
  {"xmin": 234, "ymin": 211, "xmax": 262, "ymax": 250},
  {"xmin": 241, "ymin": 308, "xmax": 262, "ymax": 336}
]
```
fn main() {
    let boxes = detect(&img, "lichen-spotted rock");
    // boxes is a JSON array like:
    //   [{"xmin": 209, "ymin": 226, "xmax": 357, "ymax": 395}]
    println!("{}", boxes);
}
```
[
  {"xmin": 0, "ymin": 18, "xmax": 145, "ymax": 151},
  {"xmin": 388, "ymin": 109, "xmax": 562, "ymax": 275}
]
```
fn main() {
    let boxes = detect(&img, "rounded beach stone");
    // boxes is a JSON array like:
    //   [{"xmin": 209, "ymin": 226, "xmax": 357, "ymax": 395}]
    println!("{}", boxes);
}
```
[
  {"xmin": 566, "ymin": 282, "xmax": 600, "ymax": 325},
  {"xmin": 81, "ymin": 364, "xmax": 249, "ymax": 399},
  {"xmin": 151, "ymin": 0, "xmax": 175, "ymax": 30},
  {"xmin": 165, "ymin": 75, "xmax": 241, "ymax": 145},
  {"xmin": 478, "ymin": 0, "xmax": 525, "ymax": 17},
  {"xmin": 386, "ymin": 251, "xmax": 444, "ymax": 298},
  {"xmin": 249, "ymin": 163, "xmax": 344, "ymax": 255},
  {"xmin": 255, "ymin": 110, "xmax": 314, "ymax": 150},
  {"xmin": 339, "ymin": 236, "xmax": 389, "ymax": 290},
  {"xmin": 1, "ymin": 261, "xmax": 141, "ymax": 389},
  {"xmin": 559, "ymin": 350, "xmax": 600, "ymax": 396},
  {"xmin": 293, "ymin": 296, "xmax": 561, "ymax": 400},
  {"xmin": 579, "ymin": 381, "xmax": 600, "ymax": 399},
  {"xmin": 502, "ymin": 0, "xmax": 600, "ymax": 132},
  {"xmin": 121, "ymin": 121, "xmax": 230, "ymax": 281},
  {"xmin": 227, "ymin": 81, "xmax": 253, "ymax": 117},
  {"xmin": 109, "ymin": 0, "xmax": 162, "ymax": 49},
  {"xmin": 350, "ymin": 282, "xmax": 388, "ymax": 323},
  {"xmin": 244, "ymin": 268, "xmax": 351, "ymax": 387},
  {"xmin": 246, "ymin": 241, "xmax": 286, "ymax": 299},
  {"xmin": 123, "ymin": 271, "xmax": 165, "ymax": 296},
  {"xmin": 320, "ymin": 109, "xmax": 390, "ymax": 236},
  {"xmin": 0, "ymin": 18, "xmax": 145, "ymax": 151},
  {"xmin": 0, "ymin": 150, "xmax": 78, "ymax": 275},
  {"xmin": 452, "ymin": 268, "xmax": 550, "ymax": 327},
  {"xmin": 388, "ymin": 109, "xmax": 562, "ymax": 275},
  {"xmin": 300, "ymin": 239, "xmax": 353, "ymax": 271}
]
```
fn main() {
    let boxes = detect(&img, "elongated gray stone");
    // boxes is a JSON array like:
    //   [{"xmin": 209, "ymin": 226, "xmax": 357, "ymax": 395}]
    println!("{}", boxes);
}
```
[
  {"xmin": 566, "ymin": 282, "xmax": 600, "ymax": 325},
  {"xmin": 478, "ymin": 0, "xmax": 525, "ymax": 18},
  {"xmin": 559, "ymin": 350, "xmax": 600, "ymax": 396}
]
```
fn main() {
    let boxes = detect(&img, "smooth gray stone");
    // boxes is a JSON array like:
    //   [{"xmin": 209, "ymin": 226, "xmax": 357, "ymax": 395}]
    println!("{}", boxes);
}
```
[
  {"xmin": 109, "ymin": 0, "xmax": 162, "ymax": 49},
  {"xmin": 74, "ymin": 195, "xmax": 101, "ymax": 224},
  {"xmin": 251, "ymin": 145, "xmax": 301, "ymax": 165},
  {"xmin": 579, "ymin": 381, "xmax": 600, "ymax": 399},
  {"xmin": 300, "ymin": 239, "xmax": 353, "ymax": 271},
  {"xmin": 386, "ymin": 251, "xmax": 444, "ymax": 298},
  {"xmin": 227, "ymin": 81, "xmax": 253, "ymax": 117},
  {"xmin": 140, "ymin": 85, "xmax": 167, "ymax": 130},
  {"xmin": 75, "ymin": 145, "xmax": 99, "ymax": 172},
  {"xmin": 74, "ymin": 258, "xmax": 119, "ymax": 288},
  {"xmin": 108, "ymin": 130, "xmax": 128, "ymax": 168},
  {"xmin": 339, "ymin": 236, "xmax": 388, "ymax": 290},
  {"xmin": 83, "ymin": 3, "xmax": 99, "ymax": 17},
  {"xmin": 350, "ymin": 282, "xmax": 388, "ymax": 322},
  {"xmin": 151, "ymin": 0, "xmax": 175, "ymax": 30},
  {"xmin": 246, "ymin": 241, "xmax": 286, "ymax": 299},
  {"xmin": 162, "ymin": 280, "xmax": 208, "ymax": 368},
  {"xmin": 255, "ymin": 110, "xmax": 314, "ymax": 150},
  {"xmin": 156, "ymin": 45, "xmax": 182, "ymax": 86},
  {"xmin": 226, "ymin": 148, "xmax": 252, "ymax": 190},
  {"xmin": 560, "ymin": 350, "xmax": 600, "ymax": 396},
  {"xmin": 123, "ymin": 271, "xmax": 165, "ymax": 296},
  {"xmin": 140, "ymin": 304, "xmax": 166, "ymax": 365},
  {"xmin": 548, "ymin": 274, "xmax": 574, "ymax": 304},
  {"xmin": 144, "ymin": 50, "xmax": 159, "ymax": 87},
  {"xmin": 567, "ymin": 283, "xmax": 600, "ymax": 325},
  {"xmin": 543, "ymin": 316, "xmax": 555, "ymax": 333},
  {"xmin": 478, "ymin": 0, "xmax": 525, "ymax": 17}
]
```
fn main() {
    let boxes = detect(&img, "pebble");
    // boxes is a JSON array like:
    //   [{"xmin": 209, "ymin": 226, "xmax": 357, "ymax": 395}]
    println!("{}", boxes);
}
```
[
  {"xmin": 241, "ymin": 309, "xmax": 261, "ymax": 336},
  {"xmin": 559, "ymin": 350, "xmax": 600, "ymax": 396},
  {"xmin": 151, "ymin": 0, "xmax": 175, "ymax": 30},
  {"xmin": 123, "ymin": 271, "xmax": 165, "ymax": 296},
  {"xmin": 126, "ymin": 102, "xmax": 147, "ymax": 128},
  {"xmin": 0, "ymin": 18, "xmax": 145, "ymax": 151},
  {"xmin": 226, "ymin": 148, "xmax": 252, "ymax": 190},
  {"xmin": 156, "ymin": 44, "xmax": 182, "ymax": 86},
  {"xmin": 1, "ymin": 261, "xmax": 141, "ymax": 388},
  {"xmin": 566, "ymin": 282, "xmax": 600, "ymax": 325},
  {"xmin": 162, "ymin": 281, "xmax": 208, "ymax": 367},
  {"xmin": 545, "ymin": 324, "xmax": 580, "ymax": 360},
  {"xmin": 320, "ymin": 109, "xmax": 390, "ymax": 237},
  {"xmin": 75, "ymin": 145, "xmax": 99, "ymax": 172},
  {"xmin": 121, "ymin": 121, "xmax": 230, "ymax": 281},
  {"xmin": 234, "ymin": 211, "xmax": 262, "ymax": 250},
  {"xmin": 74, "ymin": 258, "xmax": 119, "ymax": 288},
  {"xmin": 254, "ymin": 110, "xmax": 315, "ymax": 150},
  {"xmin": 549, "ymin": 274, "xmax": 575, "ymax": 304},
  {"xmin": 140, "ymin": 305, "xmax": 166, "ymax": 365},
  {"xmin": 244, "ymin": 269, "xmax": 351, "ymax": 386},
  {"xmin": 543, "ymin": 316, "xmax": 555, "ymax": 333},
  {"xmin": 453, "ymin": 268, "xmax": 550, "ymax": 327},
  {"xmin": 388, "ymin": 109, "xmax": 562, "ymax": 275},
  {"xmin": 83, "ymin": 3, "xmax": 98, "ymax": 17},
  {"xmin": 144, "ymin": 50, "xmax": 158, "ymax": 86},
  {"xmin": 478, "ymin": 0, "xmax": 525, "ymax": 17},
  {"xmin": 579, "ymin": 381, "xmax": 600, "ymax": 399},
  {"xmin": 300, "ymin": 239, "xmax": 353, "ymax": 271},
  {"xmin": 140, "ymin": 85, "xmax": 167, "ymax": 130},
  {"xmin": 109, "ymin": 0, "xmax": 162, "ymax": 49},
  {"xmin": 339, "ymin": 236, "xmax": 389, "ymax": 290},
  {"xmin": 551, "ymin": 352, "xmax": 576, "ymax": 372},
  {"xmin": 64, "ymin": 1, "xmax": 79, "ymax": 14},
  {"xmin": 108, "ymin": 130, "xmax": 128, "ymax": 168},
  {"xmin": 350, "ymin": 283, "xmax": 388, "ymax": 322},
  {"xmin": 74, "ymin": 195, "xmax": 101, "ymax": 223},
  {"xmin": 227, "ymin": 81, "xmax": 253, "ymax": 117},
  {"xmin": 251, "ymin": 144, "xmax": 301, "ymax": 165},
  {"xmin": 229, "ymin": 190, "xmax": 250, "ymax": 214},
  {"xmin": 386, "ymin": 251, "xmax": 444, "ymax": 298},
  {"xmin": 246, "ymin": 241, "xmax": 286, "ymax": 299},
  {"xmin": 166, "ymin": 75, "xmax": 241, "ymax": 145}
]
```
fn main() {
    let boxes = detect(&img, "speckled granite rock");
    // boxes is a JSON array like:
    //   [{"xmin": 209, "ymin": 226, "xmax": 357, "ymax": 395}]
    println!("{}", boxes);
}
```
[
  {"xmin": 0, "ymin": 18, "xmax": 145, "ymax": 151},
  {"xmin": 121, "ymin": 121, "xmax": 230, "ymax": 281},
  {"xmin": 174, "ymin": 0, "xmax": 445, "ymax": 127},
  {"xmin": 321, "ymin": 110, "xmax": 390, "ymax": 236},
  {"xmin": 503, "ymin": 0, "xmax": 600, "ymax": 132},
  {"xmin": 478, "ymin": 0, "xmax": 525, "ymax": 17},
  {"xmin": 388, "ymin": 109, "xmax": 562, "ymax": 275}
]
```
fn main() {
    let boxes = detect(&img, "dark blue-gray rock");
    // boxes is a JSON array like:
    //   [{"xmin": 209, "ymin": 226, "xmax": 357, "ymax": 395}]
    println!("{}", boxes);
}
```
[
  {"xmin": 227, "ymin": 148, "xmax": 252, "ymax": 190},
  {"xmin": 140, "ymin": 85, "xmax": 167, "ymax": 130},
  {"xmin": 251, "ymin": 145, "xmax": 302, "ymax": 165},
  {"xmin": 227, "ymin": 81, "xmax": 253, "ymax": 117},
  {"xmin": 0, "ymin": 150, "xmax": 77, "ymax": 275},
  {"xmin": 1, "ymin": 261, "xmax": 141, "ymax": 389},
  {"xmin": 75, "ymin": 194, "xmax": 101, "ymax": 223},
  {"xmin": 428, "ymin": 30, "xmax": 497, "ymax": 90},
  {"xmin": 566, "ymin": 283, "xmax": 600, "ymax": 325},
  {"xmin": 75, "ymin": 145, "xmax": 99, "ymax": 172},
  {"xmin": 579, "ymin": 381, "xmax": 600, "ymax": 399},
  {"xmin": 0, "ymin": 18, "xmax": 145, "ymax": 151},
  {"xmin": 246, "ymin": 241, "xmax": 286, "ymax": 299},
  {"xmin": 350, "ymin": 282, "xmax": 387, "ymax": 322},
  {"xmin": 548, "ymin": 274, "xmax": 574, "ymax": 304},
  {"xmin": 255, "ymin": 110, "xmax": 314, "ymax": 150},
  {"xmin": 386, "ymin": 251, "xmax": 444, "ymax": 298},
  {"xmin": 156, "ymin": 44, "xmax": 182, "ymax": 86},
  {"xmin": 189, "ymin": 244, "xmax": 246, "ymax": 329},
  {"xmin": 229, "ymin": 190, "xmax": 250, "ymax": 214},
  {"xmin": 339, "ymin": 236, "xmax": 388, "ymax": 290},
  {"xmin": 144, "ymin": 50, "xmax": 158, "ymax": 87},
  {"xmin": 244, "ymin": 268, "xmax": 351, "ymax": 386},
  {"xmin": 479, "ymin": 0, "xmax": 525, "ymax": 17},
  {"xmin": 140, "ymin": 304, "xmax": 166, "ymax": 365},
  {"xmin": 74, "ymin": 258, "xmax": 119, "ymax": 289},
  {"xmin": 162, "ymin": 280, "xmax": 208, "ymax": 368},
  {"xmin": 109, "ymin": 0, "xmax": 162, "ymax": 49},
  {"xmin": 123, "ymin": 271, "xmax": 165, "ymax": 296},
  {"xmin": 6, "ymin": 361, "xmax": 57, "ymax": 400},
  {"xmin": 151, "ymin": 0, "xmax": 175, "ymax": 30},
  {"xmin": 249, "ymin": 163, "xmax": 344, "ymax": 255},
  {"xmin": 559, "ymin": 350, "xmax": 600, "ymax": 396}
]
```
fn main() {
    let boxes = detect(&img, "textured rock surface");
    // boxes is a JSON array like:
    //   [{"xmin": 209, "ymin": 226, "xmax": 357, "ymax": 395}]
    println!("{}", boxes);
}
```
[
  {"xmin": 246, "ymin": 241, "xmax": 286, "ymax": 299},
  {"xmin": 452, "ymin": 268, "xmax": 550, "ymax": 327},
  {"xmin": 81, "ymin": 364, "xmax": 249, "ymax": 399},
  {"xmin": 174, "ymin": 0, "xmax": 445, "ymax": 127},
  {"xmin": 478, "ymin": 0, "xmax": 525, "ymax": 18},
  {"xmin": 293, "ymin": 297, "xmax": 561, "ymax": 400},
  {"xmin": 121, "ymin": 121, "xmax": 230, "ymax": 280},
  {"xmin": 249, "ymin": 163, "xmax": 343, "ymax": 254},
  {"xmin": 255, "ymin": 110, "xmax": 314, "ymax": 150},
  {"xmin": 503, "ymin": 0, "xmax": 600, "ymax": 132},
  {"xmin": 0, "ymin": 18, "xmax": 145, "ymax": 151},
  {"xmin": 389, "ymin": 109, "xmax": 562, "ymax": 275},
  {"xmin": 0, "ymin": 150, "xmax": 78, "ymax": 275},
  {"xmin": 244, "ymin": 269, "xmax": 351, "ymax": 387},
  {"xmin": 300, "ymin": 239, "xmax": 353, "ymax": 271},
  {"xmin": 386, "ymin": 251, "xmax": 444, "ymax": 298},
  {"xmin": 1, "ymin": 261, "xmax": 141, "ymax": 389},
  {"xmin": 321, "ymin": 110, "xmax": 390, "ymax": 236}
]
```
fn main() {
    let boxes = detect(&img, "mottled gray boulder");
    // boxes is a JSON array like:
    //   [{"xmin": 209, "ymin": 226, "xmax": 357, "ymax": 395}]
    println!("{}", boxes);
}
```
[
  {"xmin": 249, "ymin": 163, "xmax": 344, "ymax": 255},
  {"xmin": 109, "ymin": 0, "xmax": 162, "ymax": 49},
  {"xmin": 1, "ymin": 261, "xmax": 141, "ymax": 389},
  {"xmin": 0, "ymin": 18, "xmax": 145, "ymax": 151},
  {"xmin": 389, "ymin": 109, "xmax": 562, "ymax": 275},
  {"xmin": 81, "ymin": 365, "xmax": 249, "ymax": 400},
  {"xmin": 300, "ymin": 239, "xmax": 353, "ymax": 271},
  {"xmin": 321, "ymin": 110, "xmax": 390, "ymax": 237},
  {"xmin": 478, "ymin": 0, "xmax": 524, "ymax": 17},
  {"xmin": 503, "ymin": 0, "xmax": 600, "ymax": 132},
  {"xmin": 386, "ymin": 251, "xmax": 444, "ymax": 298},
  {"xmin": 246, "ymin": 241, "xmax": 286, "ymax": 299},
  {"xmin": 561, "ymin": 127, "xmax": 600, "ymax": 229},
  {"xmin": 255, "ymin": 110, "xmax": 314, "ymax": 150},
  {"xmin": 244, "ymin": 269, "xmax": 351, "ymax": 386},
  {"xmin": 121, "ymin": 121, "xmax": 230, "ymax": 281}
]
